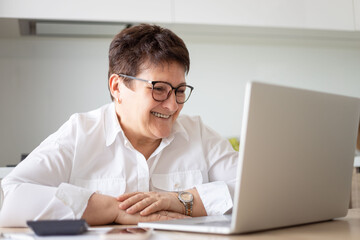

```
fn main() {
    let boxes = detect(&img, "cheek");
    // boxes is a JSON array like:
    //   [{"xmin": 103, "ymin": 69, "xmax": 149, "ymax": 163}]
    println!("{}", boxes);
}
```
[
  {"xmin": 138, "ymin": 95, "xmax": 156, "ymax": 112},
  {"xmin": 175, "ymin": 105, "xmax": 184, "ymax": 116}
]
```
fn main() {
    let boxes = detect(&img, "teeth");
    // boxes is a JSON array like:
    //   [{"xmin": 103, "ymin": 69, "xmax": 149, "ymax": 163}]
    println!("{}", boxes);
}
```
[{"xmin": 151, "ymin": 111, "xmax": 170, "ymax": 119}]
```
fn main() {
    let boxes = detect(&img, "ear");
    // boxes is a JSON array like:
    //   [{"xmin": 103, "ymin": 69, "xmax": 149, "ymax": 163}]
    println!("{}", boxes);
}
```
[{"xmin": 109, "ymin": 74, "xmax": 122, "ymax": 103}]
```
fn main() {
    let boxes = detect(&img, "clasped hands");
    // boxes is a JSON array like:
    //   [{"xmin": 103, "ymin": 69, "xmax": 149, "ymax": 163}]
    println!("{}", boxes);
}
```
[{"xmin": 116, "ymin": 191, "xmax": 189, "ymax": 223}]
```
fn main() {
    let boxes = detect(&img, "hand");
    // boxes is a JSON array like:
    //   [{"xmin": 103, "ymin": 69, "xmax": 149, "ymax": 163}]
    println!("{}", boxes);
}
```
[
  {"xmin": 82, "ymin": 192, "xmax": 187, "ymax": 226},
  {"xmin": 117, "ymin": 192, "xmax": 184, "ymax": 216},
  {"xmin": 114, "ymin": 209, "xmax": 189, "ymax": 225}
]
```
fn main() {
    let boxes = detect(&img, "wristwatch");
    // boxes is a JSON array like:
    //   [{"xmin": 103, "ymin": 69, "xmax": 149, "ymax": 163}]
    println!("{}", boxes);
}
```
[{"xmin": 178, "ymin": 191, "xmax": 194, "ymax": 216}]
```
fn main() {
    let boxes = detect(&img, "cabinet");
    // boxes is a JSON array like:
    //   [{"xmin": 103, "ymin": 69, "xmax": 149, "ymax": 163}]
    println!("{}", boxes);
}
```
[
  {"xmin": 0, "ymin": 0, "xmax": 172, "ymax": 23},
  {"xmin": 0, "ymin": 0, "xmax": 359, "ymax": 37},
  {"xmin": 173, "ymin": 0, "xmax": 355, "ymax": 31}
]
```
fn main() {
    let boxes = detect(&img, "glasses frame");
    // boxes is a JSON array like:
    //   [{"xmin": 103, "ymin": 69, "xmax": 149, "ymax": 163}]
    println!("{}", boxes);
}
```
[{"xmin": 117, "ymin": 73, "xmax": 194, "ymax": 104}]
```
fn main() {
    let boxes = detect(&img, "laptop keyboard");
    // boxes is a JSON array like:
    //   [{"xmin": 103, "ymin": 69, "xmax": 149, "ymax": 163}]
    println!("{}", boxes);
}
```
[{"xmin": 193, "ymin": 220, "xmax": 231, "ymax": 227}]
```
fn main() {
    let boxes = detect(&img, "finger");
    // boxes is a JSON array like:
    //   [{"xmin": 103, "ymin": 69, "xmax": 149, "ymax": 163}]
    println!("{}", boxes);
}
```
[
  {"xmin": 119, "ymin": 194, "xmax": 149, "ymax": 210},
  {"xmin": 140, "ymin": 200, "xmax": 164, "ymax": 216},
  {"xmin": 139, "ymin": 193, "xmax": 176, "ymax": 216},
  {"xmin": 119, "ymin": 194, "xmax": 148, "ymax": 210},
  {"xmin": 117, "ymin": 192, "xmax": 140, "ymax": 201},
  {"xmin": 126, "ymin": 197, "xmax": 156, "ymax": 214}
]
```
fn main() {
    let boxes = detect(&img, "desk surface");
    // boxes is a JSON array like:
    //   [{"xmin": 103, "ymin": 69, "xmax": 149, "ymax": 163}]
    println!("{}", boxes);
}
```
[{"xmin": 1, "ymin": 209, "xmax": 360, "ymax": 240}]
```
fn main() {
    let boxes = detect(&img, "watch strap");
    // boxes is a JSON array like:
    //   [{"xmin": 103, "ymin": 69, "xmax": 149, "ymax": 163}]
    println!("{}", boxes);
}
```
[
  {"xmin": 184, "ymin": 201, "xmax": 193, "ymax": 216},
  {"xmin": 178, "ymin": 191, "xmax": 193, "ymax": 216}
]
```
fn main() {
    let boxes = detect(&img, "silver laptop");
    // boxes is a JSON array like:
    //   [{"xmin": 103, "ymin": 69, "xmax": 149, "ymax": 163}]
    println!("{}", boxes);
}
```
[{"xmin": 139, "ymin": 81, "xmax": 360, "ymax": 234}]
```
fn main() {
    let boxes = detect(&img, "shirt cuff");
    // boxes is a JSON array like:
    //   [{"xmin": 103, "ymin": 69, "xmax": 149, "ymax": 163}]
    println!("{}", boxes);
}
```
[
  {"xmin": 55, "ymin": 183, "xmax": 95, "ymax": 219},
  {"xmin": 195, "ymin": 181, "xmax": 233, "ymax": 215}
]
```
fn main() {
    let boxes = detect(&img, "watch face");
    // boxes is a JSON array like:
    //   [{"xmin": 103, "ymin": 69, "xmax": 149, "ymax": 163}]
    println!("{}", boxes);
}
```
[{"xmin": 180, "ymin": 192, "xmax": 193, "ymax": 202}]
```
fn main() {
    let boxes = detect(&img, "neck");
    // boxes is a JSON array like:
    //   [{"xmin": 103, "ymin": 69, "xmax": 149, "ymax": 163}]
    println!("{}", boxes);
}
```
[
  {"xmin": 131, "ymin": 137, "xmax": 162, "ymax": 160},
  {"xmin": 123, "ymin": 127, "xmax": 161, "ymax": 159},
  {"xmin": 115, "ymin": 106, "xmax": 161, "ymax": 160}
]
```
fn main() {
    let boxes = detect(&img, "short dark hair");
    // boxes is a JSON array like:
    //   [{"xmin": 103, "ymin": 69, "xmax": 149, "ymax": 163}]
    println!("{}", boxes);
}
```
[{"xmin": 108, "ymin": 24, "xmax": 190, "ymax": 100}]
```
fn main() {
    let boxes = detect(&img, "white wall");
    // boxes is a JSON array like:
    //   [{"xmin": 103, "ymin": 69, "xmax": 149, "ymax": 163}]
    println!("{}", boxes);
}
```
[{"xmin": 1, "ymin": 28, "xmax": 360, "ymax": 166}]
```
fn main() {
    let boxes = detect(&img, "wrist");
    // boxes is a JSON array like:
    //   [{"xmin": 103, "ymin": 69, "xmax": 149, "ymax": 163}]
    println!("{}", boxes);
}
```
[
  {"xmin": 82, "ymin": 193, "xmax": 120, "ymax": 225},
  {"xmin": 171, "ymin": 192, "xmax": 185, "ymax": 214},
  {"xmin": 177, "ymin": 191, "xmax": 194, "ymax": 216}
]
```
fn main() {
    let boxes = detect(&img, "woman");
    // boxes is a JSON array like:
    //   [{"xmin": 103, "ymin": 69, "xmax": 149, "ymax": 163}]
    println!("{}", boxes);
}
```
[{"xmin": 0, "ymin": 24, "xmax": 238, "ymax": 226}]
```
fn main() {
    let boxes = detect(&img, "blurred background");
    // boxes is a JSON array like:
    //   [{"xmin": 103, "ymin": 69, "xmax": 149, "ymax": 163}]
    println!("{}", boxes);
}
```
[{"xmin": 0, "ymin": 0, "xmax": 360, "ymax": 167}]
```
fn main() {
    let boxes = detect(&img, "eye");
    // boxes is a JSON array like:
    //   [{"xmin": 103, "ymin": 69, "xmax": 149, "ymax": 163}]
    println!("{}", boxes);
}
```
[
  {"xmin": 176, "ymin": 86, "xmax": 187, "ymax": 94},
  {"xmin": 153, "ymin": 86, "xmax": 167, "ymax": 93}
]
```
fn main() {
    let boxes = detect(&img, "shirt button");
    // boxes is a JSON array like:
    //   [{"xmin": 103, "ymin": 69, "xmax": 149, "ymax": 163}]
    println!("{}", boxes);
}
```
[{"xmin": 174, "ymin": 183, "xmax": 180, "ymax": 188}]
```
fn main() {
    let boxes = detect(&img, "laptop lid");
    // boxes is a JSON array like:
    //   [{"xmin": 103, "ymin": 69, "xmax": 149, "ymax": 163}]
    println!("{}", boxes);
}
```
[
  {"xmin": 231, "ymin": 81, "xmax": 360, "ymax": 233},
  {"xmin": 139, "ymin": 81, "xmax": 360, "ymax": 234}
]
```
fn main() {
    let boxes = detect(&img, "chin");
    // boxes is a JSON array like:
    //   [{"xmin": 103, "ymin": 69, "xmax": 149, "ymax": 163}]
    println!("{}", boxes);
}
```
[
  {"xmin": 153, "ymin": 129, "xmax": 172, "ymax": 139},
  {"xmin": 151, "ymin": 122, "xmax": 173, "ymax": 138},
  {"xmin": 157, "ymin": 132, "xmax": 171, "ymax": 139}
]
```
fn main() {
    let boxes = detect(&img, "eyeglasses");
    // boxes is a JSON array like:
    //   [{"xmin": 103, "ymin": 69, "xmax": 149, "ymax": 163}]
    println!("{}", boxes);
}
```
[{"xmin": 117, "ymin": 74, "xmax": 194, "ymax": 104}]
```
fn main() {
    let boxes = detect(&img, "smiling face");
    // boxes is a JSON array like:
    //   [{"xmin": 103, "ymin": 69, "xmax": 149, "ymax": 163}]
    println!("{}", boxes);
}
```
[{"xmin": 115, "ymin": 61, "xmax": 186, "ymax": 144}]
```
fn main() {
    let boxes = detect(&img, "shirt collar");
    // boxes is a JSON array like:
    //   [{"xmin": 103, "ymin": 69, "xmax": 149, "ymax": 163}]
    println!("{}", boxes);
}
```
[
  {"xmin": 168, "ymin": 117, "xmax": 189, "ymax": 142},
  {"xmin": 104, "ymin": 103, "xmax": 189, "ymax": 146},
  {"xmin": 104, "ymin": 102, "xmax": 122, "ymax": 147}
]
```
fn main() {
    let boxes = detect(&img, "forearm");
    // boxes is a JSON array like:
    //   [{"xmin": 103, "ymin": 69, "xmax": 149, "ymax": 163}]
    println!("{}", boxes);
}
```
[
  {"xmin": 118, "ymin": 189, "xmax": 207, "ymax": 217},
  {"xmin": 0, "ymin": 183, "xmax": 74, "ymax": 227},
  {"xmin": 186, "ymin": 188, "xmax": 207, "ymax": 217},
  {"xmin": 85, "ymin": 193, "xmax": 188, "ymax": 225},
  {"xmin": 81, "ymin": 193, "xmax": 119, "ymax": 226},
  {"xmin": 169, "ymin": 189, "xmax": 207, "ymax": 217}
]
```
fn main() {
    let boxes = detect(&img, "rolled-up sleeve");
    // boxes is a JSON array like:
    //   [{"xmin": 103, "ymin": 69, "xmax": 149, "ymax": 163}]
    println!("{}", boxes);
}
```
[
  {"xmin": 0, "ymin": 182, "xmax": 94, "ymax": 227},
  {"xmin": 55, "ymin": 183, "xmax": 94, "ymax": 219},
  {"xmin": 0, "ymin": 116, "xmax": 93, "ymax": 227},
  {"xmin": 196, "ymin": 181, "xmax": 233, "ymax": 215},
  {"xmin": 199, "ymin": 117, "xmax": 239, "ymax": 215}
]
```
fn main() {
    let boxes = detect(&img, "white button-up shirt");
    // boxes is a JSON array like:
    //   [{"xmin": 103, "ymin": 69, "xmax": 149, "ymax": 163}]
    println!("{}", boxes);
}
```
[{"xmin": 0, "ymin": 103, "xmax": 238, "ymax": 227}]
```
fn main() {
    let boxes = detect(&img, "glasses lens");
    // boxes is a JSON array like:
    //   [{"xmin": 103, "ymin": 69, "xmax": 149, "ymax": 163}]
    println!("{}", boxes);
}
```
[
  {"xmin": 152, "ymin": 82, "xmax": 193, "ymax": 104},
  {"xmin": 175, "ymin": 85, "xmax": 193, "ymax": 104},
  {"xmin": 152, "ymin": 82, "xmax": 172, "ymax": 101}
]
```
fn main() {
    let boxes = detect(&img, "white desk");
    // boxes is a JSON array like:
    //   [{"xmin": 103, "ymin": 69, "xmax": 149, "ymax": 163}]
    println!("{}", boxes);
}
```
[{"xmin": 0, "ymin": 209, "xmax": 360, "ymax": 240}]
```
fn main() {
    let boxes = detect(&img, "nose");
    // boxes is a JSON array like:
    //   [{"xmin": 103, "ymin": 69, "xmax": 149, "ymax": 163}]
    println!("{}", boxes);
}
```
[{"xmin": 162, "ymin": 90, "xmax": 179, "ymax": 111}]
